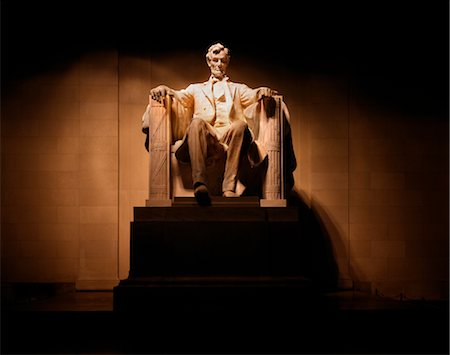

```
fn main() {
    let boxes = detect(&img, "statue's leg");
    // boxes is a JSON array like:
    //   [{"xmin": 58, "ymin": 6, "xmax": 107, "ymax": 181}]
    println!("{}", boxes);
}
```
[
  {"xmin": 185, "ymin": 119, "xmax": 219, "ymax": 205},
  {"xmin": 186, "ymin": 119, "xmax": 209, "ymax": 187},
  {"xmin": 221, "ymin": 120, "xmax": 252, "ymax": 195}
]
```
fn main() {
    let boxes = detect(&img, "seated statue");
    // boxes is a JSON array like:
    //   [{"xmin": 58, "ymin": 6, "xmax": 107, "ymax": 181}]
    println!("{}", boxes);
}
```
[{"xmin": 143, "ymin": 42, "xmax": 296, "ymax": 206}]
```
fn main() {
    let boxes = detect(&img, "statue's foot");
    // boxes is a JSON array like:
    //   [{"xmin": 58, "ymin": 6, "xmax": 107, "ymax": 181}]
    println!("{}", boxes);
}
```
[
  {"xmin": 194, "ymin": 184, "xmax": 211, "ymax": 206},
  {"xmin": 223, "ymin": 190, "xmax": 239, "ymax": 198}
]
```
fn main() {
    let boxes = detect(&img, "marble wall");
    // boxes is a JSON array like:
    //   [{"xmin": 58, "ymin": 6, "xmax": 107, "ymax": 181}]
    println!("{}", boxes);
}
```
[{"xmin": 2, "ymin": 45, "xmax": 448, "ymax": 299}]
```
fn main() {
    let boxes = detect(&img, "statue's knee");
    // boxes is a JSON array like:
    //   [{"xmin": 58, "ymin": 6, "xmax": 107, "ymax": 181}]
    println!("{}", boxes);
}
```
[
  {"xmin": 231, "ymin": 120, "xmax": 248, "ymax": 134},
  {"xmin": 189, "ymin": 118, "xmax": 207, "ymax": 133}
]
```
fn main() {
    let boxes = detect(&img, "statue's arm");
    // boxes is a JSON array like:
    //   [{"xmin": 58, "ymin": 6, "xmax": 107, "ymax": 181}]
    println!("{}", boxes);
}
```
[
  {"xmin": 238, "ymin": 83, "xmax": 278, "ymax": 107},
  {"xmin": 150, "ymin": 84, "xmax": 194, "ymax": 109}
]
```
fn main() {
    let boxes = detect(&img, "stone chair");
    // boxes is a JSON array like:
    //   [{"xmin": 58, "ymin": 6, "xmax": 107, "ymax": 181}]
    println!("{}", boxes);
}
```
[{"xmin": 142, "ymin": 94, "xmax": 296, "ymax": 207}]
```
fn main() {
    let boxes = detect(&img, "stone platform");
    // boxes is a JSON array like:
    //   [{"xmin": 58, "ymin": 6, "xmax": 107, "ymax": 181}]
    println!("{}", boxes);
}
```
[{"xmin": 114, "ymin": 198, "xmax": 309, "ymax": 313}]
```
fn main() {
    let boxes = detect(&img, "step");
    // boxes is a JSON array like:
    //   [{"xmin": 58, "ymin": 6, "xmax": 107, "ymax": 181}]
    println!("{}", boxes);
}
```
[
  {"xmin": 113, "ymin": 275, "xmax": 316, "ymax": 313},
  {"xmin": 133, "ymin": 205, "xmax": 299, "ymax": 222},
  {"xmin": 173, "ymin": 196, "xmax": 260, "ymax": 207}
]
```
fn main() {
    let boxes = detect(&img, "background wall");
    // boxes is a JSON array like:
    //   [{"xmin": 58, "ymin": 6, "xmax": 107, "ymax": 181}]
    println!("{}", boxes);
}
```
[
  {"xmin": 2, "ymin": 1, "xmax": 448, "ymax": 299},
  {"xmin": 2, "ymin": 51, "xmax": 120, "ymax": 289}
]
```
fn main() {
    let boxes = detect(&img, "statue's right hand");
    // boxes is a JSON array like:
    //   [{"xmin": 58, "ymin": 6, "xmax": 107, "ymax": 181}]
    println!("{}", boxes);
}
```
[{"xmin": 150, "ymin": 85, "xmax": 169, "ymax": 103}]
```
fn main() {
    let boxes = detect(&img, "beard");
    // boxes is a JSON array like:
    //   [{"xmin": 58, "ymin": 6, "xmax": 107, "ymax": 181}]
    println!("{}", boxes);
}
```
[{"xmin": 211, "ymin": 67, "xmax": 226, "ymax": 78}]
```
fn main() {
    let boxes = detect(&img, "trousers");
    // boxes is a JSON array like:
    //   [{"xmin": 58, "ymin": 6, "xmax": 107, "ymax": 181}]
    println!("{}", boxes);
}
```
[{"xmin": 185, "ymin": 119, "xmax": 252, "ymax": 193}]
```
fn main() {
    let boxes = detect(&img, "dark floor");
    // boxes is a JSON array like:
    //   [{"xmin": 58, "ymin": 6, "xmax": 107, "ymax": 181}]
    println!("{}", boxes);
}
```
[{"xmin": 2, "ymin": 287, "xmax": 449, "ymax": 354}]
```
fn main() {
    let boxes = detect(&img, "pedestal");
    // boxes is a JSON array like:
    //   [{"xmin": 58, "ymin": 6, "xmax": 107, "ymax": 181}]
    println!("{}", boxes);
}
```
[{"xmin": 114, "ymin": 198, "xmax": 312, "ymax": 313}]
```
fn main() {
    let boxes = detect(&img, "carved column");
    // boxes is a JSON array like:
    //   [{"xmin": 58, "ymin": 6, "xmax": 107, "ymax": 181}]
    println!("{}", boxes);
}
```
[
  {"xmin": 146, "ymin": 96, "xmax": 172, "ymax": 206},
  {"xmin": 260, "ymin": 96, "xmax": 286, "ymax": 207}
]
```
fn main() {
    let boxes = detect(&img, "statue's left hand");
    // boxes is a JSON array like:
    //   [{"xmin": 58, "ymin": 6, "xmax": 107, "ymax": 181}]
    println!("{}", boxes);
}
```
[{"xmin": 256, "ymin": 87, "xmax": 278, "ymax": 101}]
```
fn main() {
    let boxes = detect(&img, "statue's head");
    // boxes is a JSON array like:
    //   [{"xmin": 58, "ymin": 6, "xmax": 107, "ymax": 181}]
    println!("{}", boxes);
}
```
[{"xmin": 205, "ymin": 42, "xmax": 230, "ymax": 80}]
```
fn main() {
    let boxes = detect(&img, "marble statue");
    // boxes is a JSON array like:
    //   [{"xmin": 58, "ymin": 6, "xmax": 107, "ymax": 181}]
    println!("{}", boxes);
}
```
[{"xmin": 144, "ymin": 42, "xmax": 296, "ymax": 206}]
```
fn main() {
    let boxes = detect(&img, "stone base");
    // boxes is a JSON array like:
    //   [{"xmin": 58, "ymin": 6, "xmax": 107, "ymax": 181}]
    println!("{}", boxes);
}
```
[
  {"xmin": 129, "ymin": 205, "xmax": 301, "ymax": 277},
  {"xmin": 114, "ymin": 204, "xmax": 309, "ymax": 313}
]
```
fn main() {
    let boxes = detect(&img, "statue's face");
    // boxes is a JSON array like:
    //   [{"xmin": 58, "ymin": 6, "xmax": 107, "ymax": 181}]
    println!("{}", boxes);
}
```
[{"xmin": 207, "ymin": 51, "xmax": 229, "ymax": 79}]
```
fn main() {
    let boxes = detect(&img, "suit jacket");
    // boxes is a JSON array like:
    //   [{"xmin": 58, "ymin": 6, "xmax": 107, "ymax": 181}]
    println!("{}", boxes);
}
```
[
  {"xmin": 172, "ymin": 77, "xmax": 259, "ymax": 162},
  {"xmin": 174, "ymin": 77, "xmax": 256, "ymax": 124}
]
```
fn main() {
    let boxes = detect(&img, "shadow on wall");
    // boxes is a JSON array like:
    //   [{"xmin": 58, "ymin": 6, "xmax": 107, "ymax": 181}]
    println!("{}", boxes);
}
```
[{"xmin": 287, "ymin": 189, "xmax": 341, "ymax": 293}]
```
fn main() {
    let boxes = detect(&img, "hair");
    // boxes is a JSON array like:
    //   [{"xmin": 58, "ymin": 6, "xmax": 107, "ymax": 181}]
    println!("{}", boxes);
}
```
[{"xmin": 205, "ymin": 42, "xmax": 230, "ymax": 63}]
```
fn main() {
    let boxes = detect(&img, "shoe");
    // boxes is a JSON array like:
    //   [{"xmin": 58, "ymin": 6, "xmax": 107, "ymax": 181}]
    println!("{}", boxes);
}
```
[
  {"xmin": 223, "ymin": 190, "xmax": 239, "ymax": 198},
  {"xmin": 194, "ymin": 184, "xmax": 211, "ymax": 206}
]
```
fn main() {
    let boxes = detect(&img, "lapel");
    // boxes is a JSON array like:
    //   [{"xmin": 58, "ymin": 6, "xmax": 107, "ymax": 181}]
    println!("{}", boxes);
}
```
[
  {"xmin": 227, "ymin": 81, "xmax": 237, "ymax": 102},
  {"xmin": 201, "ymin": 81, "xmax": 214, "ymax": 107}
]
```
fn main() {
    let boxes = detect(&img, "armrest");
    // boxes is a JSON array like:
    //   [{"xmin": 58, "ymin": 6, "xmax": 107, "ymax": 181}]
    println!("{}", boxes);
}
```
[{"xmin": 145, "ymin": 96, "xmax": 172, "ymax": 206}]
